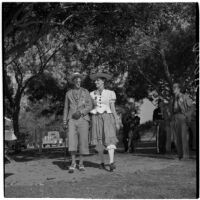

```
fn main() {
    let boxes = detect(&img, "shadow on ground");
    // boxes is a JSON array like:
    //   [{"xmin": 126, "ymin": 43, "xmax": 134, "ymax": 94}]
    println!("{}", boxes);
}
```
[
  {"xmin": 52, "ymin": 160, "xmax": 108, "ymax": 171},
  {"xmin": 6, "ymin": 146, "xmax": 196, "ymax": 163},
  {"xmin": 7, "ymin": 147, "xmax": 97, "ymax": 163}
]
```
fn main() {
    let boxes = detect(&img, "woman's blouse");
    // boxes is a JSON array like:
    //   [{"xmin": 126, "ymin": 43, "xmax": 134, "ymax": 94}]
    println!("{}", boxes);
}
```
[{"xmin": 90, "ymin": 89, "xmax": 116, "ymax": 114}]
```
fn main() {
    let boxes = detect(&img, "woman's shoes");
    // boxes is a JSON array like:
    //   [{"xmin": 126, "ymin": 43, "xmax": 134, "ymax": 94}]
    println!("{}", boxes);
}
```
[
  {"xmin": 99, "ymin": 163, "xmax": 116, "ymax": 172},
  {"xmin": 109, "ymin": 163, "xmax": 116, "ymax": 172},
  {"xmin": 99, "ymin": 163, "xmax": 106, "ymax": 170}
]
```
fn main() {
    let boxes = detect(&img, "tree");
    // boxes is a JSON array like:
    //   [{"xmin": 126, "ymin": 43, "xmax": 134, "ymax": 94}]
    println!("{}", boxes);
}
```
[
  {"xmin": 130, "ymin": 4, "xmax": 196, "ymax": 99},
  {"xmin": 4, "ymin": 31, "xmax": 64, "ymax": 136},
  {"xmin": 4, "ymin": 3, "xmax": 197, "ymax": 137}
]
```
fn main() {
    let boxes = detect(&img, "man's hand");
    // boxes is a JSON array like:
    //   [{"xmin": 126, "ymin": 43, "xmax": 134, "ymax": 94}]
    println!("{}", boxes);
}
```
[
  {"xmin": 93, "ymin": 99, "xmax": 98, "ymax": 106},
  {"xmin": 72, "ymin": 111, "xmax": 82, "ymax": 120}
]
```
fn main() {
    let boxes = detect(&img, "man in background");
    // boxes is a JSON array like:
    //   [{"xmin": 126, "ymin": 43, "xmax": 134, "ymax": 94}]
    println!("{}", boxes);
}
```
[
  {"xmin": 122, "ymin": 111, "xmax": 135, "ymax": 152},
  {"xmin": 128, "ymin": 116, "xmax": 141, "ymax": 153},
  {"xmin": 153, "ymin": 99, "xmax": 166, "ymax": 154},
  {"xmin": 172, "ymin": 83, "xmax": 195, "ymax": 160}
]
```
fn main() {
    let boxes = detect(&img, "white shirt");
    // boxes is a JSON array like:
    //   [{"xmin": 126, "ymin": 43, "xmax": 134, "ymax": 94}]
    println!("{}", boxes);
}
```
[{"xmin": 90, "ymin": 89, "xmax": 116, "ymax": 114}]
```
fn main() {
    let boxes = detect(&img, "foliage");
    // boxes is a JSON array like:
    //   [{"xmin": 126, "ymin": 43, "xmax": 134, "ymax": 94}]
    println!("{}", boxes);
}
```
[
  {"xmin": 3, "ymin": 3, "xmax": 197, "ymax": 137},
  {"xmin": 138, "ymin": 121, "xmax": 155, "ymax": 132}
]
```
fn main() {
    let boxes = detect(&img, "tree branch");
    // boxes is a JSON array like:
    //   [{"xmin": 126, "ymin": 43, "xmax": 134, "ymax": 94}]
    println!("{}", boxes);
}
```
[
  {"xmin": 13, "ymin": 61, "xmax": 23, "ymax": 84},
  {"xmin": 12, "ymin": 62, "xmax": 21, "ymax": 86},
  {"xmin": 20, "ymin": 43, "xmax": 64, "ymax": 93},
  {"xmin": 39, "ymin": 43, "xmax": 64, "ymax": 72},
  {"xmin": 36, "ymin": 44, "xmax": 44, "ymax": 67},
  {"xmin": 160, "ymin": 49, "xmax": 173, "ymax": 91},
  {"xmin": 136, "ymin": 65, "xmax": 163, "ymax": 98}
]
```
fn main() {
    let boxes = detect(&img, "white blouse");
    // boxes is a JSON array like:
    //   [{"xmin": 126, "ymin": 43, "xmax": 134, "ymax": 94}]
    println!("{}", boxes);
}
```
[{"xmin": 90, "ymin": 89, "xmax": 116, "ymax": 114}]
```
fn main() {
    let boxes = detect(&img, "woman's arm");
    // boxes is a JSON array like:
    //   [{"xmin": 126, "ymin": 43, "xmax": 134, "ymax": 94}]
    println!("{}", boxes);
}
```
[
  {"xmin": 110, "ymin": 101, "xmax": 120, "ymax": 130},
  {"xmin": 63, "ymin": 92, "xmax": 69, "ymax": 127}
]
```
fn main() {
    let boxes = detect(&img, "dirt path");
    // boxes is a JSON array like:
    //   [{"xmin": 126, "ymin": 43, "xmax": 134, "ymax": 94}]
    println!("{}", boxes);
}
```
[{"xmin": 5, "ymin": 152, "xmax": 196, "ymax": 198}]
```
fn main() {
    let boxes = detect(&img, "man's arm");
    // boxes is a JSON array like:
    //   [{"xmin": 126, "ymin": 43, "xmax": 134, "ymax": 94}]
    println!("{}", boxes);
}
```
[
  {"xmin": 185, "ymin": 94, "xmax": 193, "ymax": 108},
  {"xmin": 184, "ymin": 94, "xmax": 195, "ymax": 122},
  {"xmin": 80, "ymin": 90, "xmax": 93, "ymax": 116},
  {"xmin": 63, "ymin": 93, "xmax": 69, "ymax": 124}
]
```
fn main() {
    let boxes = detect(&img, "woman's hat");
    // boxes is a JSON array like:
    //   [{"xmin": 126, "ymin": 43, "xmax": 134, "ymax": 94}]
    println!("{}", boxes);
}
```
[{"xmin": 90, "ymin": 72, "xmax": 112, "ymax": 81}]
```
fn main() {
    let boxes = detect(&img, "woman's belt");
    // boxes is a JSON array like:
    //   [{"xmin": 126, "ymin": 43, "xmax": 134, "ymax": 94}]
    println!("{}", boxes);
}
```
[{"xmin": 90, "ymin": 105, "xmax": 112, "ymax": 114}]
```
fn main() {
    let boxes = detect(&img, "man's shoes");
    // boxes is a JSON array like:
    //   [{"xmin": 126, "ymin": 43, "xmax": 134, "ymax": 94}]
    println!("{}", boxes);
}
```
[
  {"xmin": 78, "ymin": 164, "xmax": 85, "ymax": 171},
  {"xmin": 68, "ymin": 163, "xmax": 76, "ymax": 173},
  {"xmin": 99, "ymin": 163, "xmax": 106, "ymax": 170},
  {"xmin": 109, "ymin": 163, "xmax": 116, "ymax": 172}
]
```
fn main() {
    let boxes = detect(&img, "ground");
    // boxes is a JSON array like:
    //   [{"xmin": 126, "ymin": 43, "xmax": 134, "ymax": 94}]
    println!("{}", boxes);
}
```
[{"xmin": 4, "ymin": 148, "xmax": 197, "ymax": 198}]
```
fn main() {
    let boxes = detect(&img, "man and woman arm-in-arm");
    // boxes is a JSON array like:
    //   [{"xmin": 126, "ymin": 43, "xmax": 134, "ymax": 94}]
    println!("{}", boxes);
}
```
[{"xmin": 63, "ymin": 72, "xmax": 120, "ymax": 173}]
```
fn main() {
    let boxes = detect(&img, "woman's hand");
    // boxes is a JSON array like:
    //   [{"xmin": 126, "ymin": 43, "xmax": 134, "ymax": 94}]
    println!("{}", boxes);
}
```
[
  {"xmin": 116, "ymin": 122, "xmax": 120, "ymax": 131},
  {"xmin": 115, "ymin": 118, "xmax": 121, "ymax": 131}
]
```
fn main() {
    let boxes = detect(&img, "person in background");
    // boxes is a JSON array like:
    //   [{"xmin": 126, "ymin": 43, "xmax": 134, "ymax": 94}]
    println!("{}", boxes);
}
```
[
  {"xmin": 172, "ymin": 82, "xmax": 195, "ymax": 160},
  {"xmin": 153, "ymin": 99, "xmax": 166, "ymax": 154},
  {"xmin": 122, "ymin": 111, "xmax": 135, "ymax": 153},
  {"xmin": 162, "ymin": 102, "xmax": 173, "ymax": 154},
  {"xmin": 189, "ymin": 105, "xmax": 196, "ymax": 151},
  {"xmin": 128, "ymin": 116, "xmax": 141, "ymax": 153},
  {"xmin": 63, "ymin": 72, "xmax": 93, "ymax": 173},
  {"xmin": 90, "ymin": 72, "xmax": 120, "ymax": 172}
]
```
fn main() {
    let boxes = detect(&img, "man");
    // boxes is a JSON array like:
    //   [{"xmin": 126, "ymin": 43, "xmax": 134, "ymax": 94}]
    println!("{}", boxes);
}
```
[
  {"xmin": 122, "ymin": 111, "xmax": 135, "ymax": 152},
  {"xmin": 128, "ymin": 116, "xmax": 140, "ymax": 153},
  {"xmin": 63, "ymin": 72, "xmax": 93, "ymax": 173},
  {"xmin": 190, "ymin": 106, "xmax": 196, "ymax": 150},
  {"xmin": 153, "ymin": 99, "xmax": 166, "ymax": 154},
  {"xmin": 163, "ymin": 103, "xmax": 173, "ymax": 153},
  {"xmin": 172, "ymin": 83, "xmax": 195, "ymax": 160}
]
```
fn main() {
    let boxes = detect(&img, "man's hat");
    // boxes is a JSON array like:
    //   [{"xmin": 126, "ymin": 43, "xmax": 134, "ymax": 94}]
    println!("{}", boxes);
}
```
[
  {"xmin": 70, "ymin": 72, "xmax": 84, "ymax": 82},
  {"xmin": 90, "ymin": 72, "xmax": 112, "ymax": 81}
]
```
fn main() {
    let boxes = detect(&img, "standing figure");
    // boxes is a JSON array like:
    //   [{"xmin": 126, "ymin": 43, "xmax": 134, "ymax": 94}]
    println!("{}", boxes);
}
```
[
  {"xmin": 63, "ymin": 72, "xmax": 92, "ymax": 173},
  {"xmin": 172, "ymin": 83, "xmax": 195, "ymax": 160},
  {"xmin": 122, "ymin": 111, "xmax": 134, "ymax": 152},
  {"xmin": 153, "ymin": 99, "xmax": 166, "ymax": 154},
  {"xmin": 90, "ymin": 72, "xmax": 120, "ymax": 172},
  {"xmin": 128, "ymin": 116, "xmax": 140, "ymax": 153},
  {"xmin": 163, "ymin": 103, "xmax": 173, "ymax": 153},
  {"xmin": 190, "ymin": 106, "xmax": 196, "ymax": 150}
]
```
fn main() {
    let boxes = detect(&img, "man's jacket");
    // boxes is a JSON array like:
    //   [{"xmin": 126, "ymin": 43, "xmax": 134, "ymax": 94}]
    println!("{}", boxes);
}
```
[
  {"xmin": 63, "ymin": 87, "xmax": 93, "ymax": 122},
  {"xmin": 175, "ymin": 94, "xmax": 195, "ymax": 122}
]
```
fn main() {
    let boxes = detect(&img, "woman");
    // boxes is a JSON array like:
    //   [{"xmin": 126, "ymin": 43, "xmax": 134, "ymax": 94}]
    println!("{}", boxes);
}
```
[{"xmin": 90, "ymin": 72, "xmax": 120, "ymax": 172}]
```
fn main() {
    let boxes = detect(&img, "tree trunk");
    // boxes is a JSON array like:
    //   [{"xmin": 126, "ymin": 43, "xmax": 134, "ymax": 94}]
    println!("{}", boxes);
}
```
[
  {"xmin": 160, "ymin": 49, "xmax": 173, "ymax": 94},
  {"xmin": 13, "ymin": 107, "xmax": 20, "ymax": 138},
  {"xmin": 12, "ymin": 90, "xmax": 22, "ymax": 138}
]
